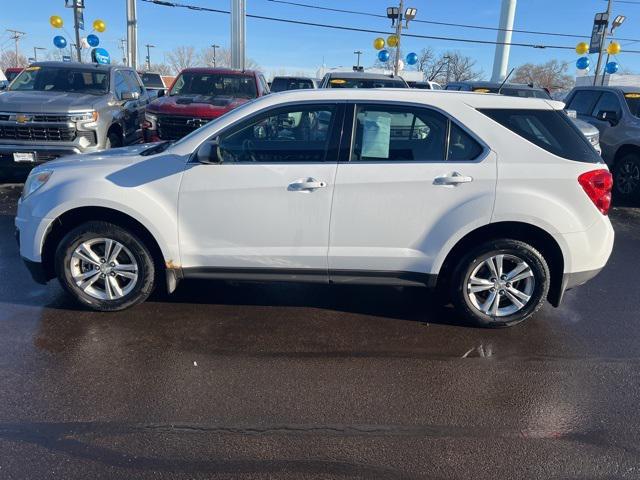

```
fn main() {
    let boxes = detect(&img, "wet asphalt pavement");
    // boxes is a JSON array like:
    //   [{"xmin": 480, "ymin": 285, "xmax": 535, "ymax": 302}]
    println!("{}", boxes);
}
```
[{"xmin": 1, "ymin": 184, "xmax": 640, "ymax": 479}]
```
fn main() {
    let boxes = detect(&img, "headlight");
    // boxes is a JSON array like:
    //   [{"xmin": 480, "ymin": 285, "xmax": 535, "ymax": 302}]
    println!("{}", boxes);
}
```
[
  {"xmin": 144, "ymin": 112, "xmax": 157, "ymax": 129},
  {"xmin": 69, "ymin": 111, "xmax": 98, "ymax": 123},
  {"xmin": 22, "ymin": 169, "xmax": 53, "ymax": 200}
]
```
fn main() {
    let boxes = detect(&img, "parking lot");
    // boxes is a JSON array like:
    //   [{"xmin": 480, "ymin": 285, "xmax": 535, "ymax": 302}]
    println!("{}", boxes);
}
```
[{"xmin": 0, "ymin": 183, "xmax": 638, "ymax": 479}]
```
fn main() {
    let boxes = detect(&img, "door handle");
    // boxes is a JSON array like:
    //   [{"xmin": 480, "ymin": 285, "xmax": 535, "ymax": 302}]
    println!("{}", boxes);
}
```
[
  {"xmin": 433, "ymin": 171, "xmax": 473, "ymax": 186},
  {"xmin": 288, "ymin": 178, "xmax": 327, "ymax": 191}
]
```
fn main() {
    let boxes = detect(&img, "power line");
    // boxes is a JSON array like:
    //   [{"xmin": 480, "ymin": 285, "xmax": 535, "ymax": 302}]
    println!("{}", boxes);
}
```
[
  {"xmin": 140, "ymin": 0, "xmax": 640, "ymax": 53},
  {"xmin": 266, "ymin": 0, "xmax": 640, "ymax": 43}
]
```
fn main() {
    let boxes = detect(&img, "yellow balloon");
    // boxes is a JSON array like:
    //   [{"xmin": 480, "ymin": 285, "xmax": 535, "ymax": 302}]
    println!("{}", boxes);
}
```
[
  {"xmin": 373, "ymin": 37, "xmax": 385, "ymax": 50},
  {"xmin": 93, "ymin": 19, "xmax": 106, "ymax": 33},
  {"xmin": 575, "ymin": 42, "xmax": 589, "ymax": 55},
  {"xmin": 50, "ymin": 15, "xmax": 63, "ymax": 29},
  {"xmin": 607, "ymin": 42, "xmax": 621, "ymax": 55},
  {"xmin": 387, "ymin": 35, "xmax": 399, "ymax": 48}
]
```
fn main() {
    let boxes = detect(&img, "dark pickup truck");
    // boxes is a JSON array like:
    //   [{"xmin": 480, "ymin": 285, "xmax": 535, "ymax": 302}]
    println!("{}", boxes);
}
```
[{"xmin": 143, "ymin": 68, "xmax": 270, "ymax": 141}]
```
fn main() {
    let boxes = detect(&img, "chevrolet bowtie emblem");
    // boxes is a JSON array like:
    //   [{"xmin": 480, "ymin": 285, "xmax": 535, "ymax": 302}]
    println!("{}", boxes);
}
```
[{"xmin": 16, "ymin": 114, "xmax": 30, "ymax": 124}]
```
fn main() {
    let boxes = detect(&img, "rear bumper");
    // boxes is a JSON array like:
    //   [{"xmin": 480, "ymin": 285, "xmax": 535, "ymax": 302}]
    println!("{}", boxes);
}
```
[{"xmin": 549, "ymin": 268, "xmax": 603, "ymax": 307}]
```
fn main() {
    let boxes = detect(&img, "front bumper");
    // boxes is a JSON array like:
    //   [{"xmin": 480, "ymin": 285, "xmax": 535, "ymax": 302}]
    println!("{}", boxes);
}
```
[
  {"xmin": 15, "ymin": 229, "xmax": 48, "ymax": 284},
  {"xmin": 0, "ymin": 143, "xmax": 101, "ymax": 177}
]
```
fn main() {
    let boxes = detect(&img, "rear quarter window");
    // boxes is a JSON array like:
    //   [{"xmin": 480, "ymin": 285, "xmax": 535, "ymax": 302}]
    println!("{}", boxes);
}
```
[{"xmin": 479, "ymin": 108, "xmax": 601, "ymax": 163}]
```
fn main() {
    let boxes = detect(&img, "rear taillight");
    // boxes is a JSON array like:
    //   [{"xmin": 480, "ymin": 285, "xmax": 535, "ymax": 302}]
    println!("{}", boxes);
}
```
[{"xmin": 578, "ymin": 169, "xmax": 613, "ymax": 215}]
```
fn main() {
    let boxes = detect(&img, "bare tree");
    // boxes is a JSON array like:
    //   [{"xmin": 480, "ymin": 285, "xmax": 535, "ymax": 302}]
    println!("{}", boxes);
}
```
[
  {"xmin": 417, "ymin": 49, "xmax": 483, "ymax": 84},
  {"xmin": 164, "ymin": 46, "xmax": 199, "ymax": 74},
  {"xmin": 0, "ymin": 50, "xmax": 29, "ymax": 70},
  {"xmin": 149, "ymin": 63, "xmax": 173, "ymax": 75},
  {"xmin": 200, "ymin": 46, "xmax": 259, "ymax": 70},
  {"xmin": 512, "ymin": 60, "xmax": 573, "ymax": 92}
]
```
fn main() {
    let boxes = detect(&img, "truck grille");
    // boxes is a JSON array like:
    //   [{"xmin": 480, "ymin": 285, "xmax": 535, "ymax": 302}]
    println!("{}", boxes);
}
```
[
  {"xmin": 0, "ymin": 125, "xmax": 76, "ymax": 142},
  {"xmin": 157, "ymin": 115, "xmax": 211, "ymax": 141}
]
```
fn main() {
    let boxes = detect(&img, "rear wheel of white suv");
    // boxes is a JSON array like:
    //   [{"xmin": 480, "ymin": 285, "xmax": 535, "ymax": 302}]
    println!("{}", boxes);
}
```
[
  {"xmin": 55, "ymin": 221, "xmax": 156, "ymax": 311},
  {"xmin": 450, "ymin": 239, "xmax": 550, "ymax": 328},
  {"xmin": 614, "ymin": 153, "xmax": 640, "ymax": 201}
]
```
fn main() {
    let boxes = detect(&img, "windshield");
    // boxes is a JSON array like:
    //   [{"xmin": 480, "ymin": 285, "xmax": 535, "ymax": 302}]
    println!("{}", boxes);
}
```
[
  {"xmin": 624, "ymin": 92, "xmax": 640, "ymax": 118},
  {"xmin": 270, "ymin": 78, "xmax": 315, "ymax": 92},
  {"xmin": 170, "ymin": 72, "xmax": 257, "ymax": 99},
  {"xmin": 8, "ymin": 66, "xmax": 109, "ymax": 95},
  {"xmin": 140, "ymin": 73, "xmax": 164, "ymax": 88},
  {"xmin": 6, "ymin": 71, "xmax": 21, "ymax": 82},
  {"xmin": 328, "ymin": 77, "xmax": 406, "ymax": 88}
]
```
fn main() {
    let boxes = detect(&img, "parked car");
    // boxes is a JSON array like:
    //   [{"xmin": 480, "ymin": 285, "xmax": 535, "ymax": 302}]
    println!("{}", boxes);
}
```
[
  {"xmin": 144, "ymin": 68, "xmax": 270, "ymax": 141},
  {"xmin": 16, "ymin": 89, "xmax": 613, "ymax": 327},
  {"xmin": 0, "ymin": 62, "xmax": 150, "ymax": 180},
  {"xmin": 446, "ymin": 81, "xmax": 601, "ymax": 153},
  {"xmin": 137, "ymin": 71, "xmax": 167, "ymax": 100},
  {"xmin": 565, "ymin": 86, "xmax": 640, "ymax": 201},
  {"xmin": 408, "ymin": 80, "xmax": 442, "ymax": 90},
  {"xmin": 4, "ymin": 67, "xmax": 23, "ymax": 83},
  {"xmin": 270, "ymin": 76, "xmax": 317, "ymax": 92},
  {"xmin": 319, "ymin": 72, "xmax": 409, "ymax": 88}
]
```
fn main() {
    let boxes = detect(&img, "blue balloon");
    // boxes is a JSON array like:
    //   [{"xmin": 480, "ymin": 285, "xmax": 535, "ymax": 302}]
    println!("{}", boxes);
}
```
[
  {"xmin": 576, "ymin": 56, "xmax": 590, "ymax": 70},
  {"xmin": 92, "ymin": 47, "xmax": 111, "ymax": 65},
  {"xmin": 87, "ymin": 34, "xmax": 100, "ymax": 47},
  {"xmin": 605, "ymin": 61, "xmax": 619, "ymax": 74},
  {"xmin": 53, "ymin": 35, "xmax": 67, "ymax": 49},
  {"xmin": 406, "ymin": 52, "xmax": 418, "ymax": 65},
  {"xmin": 378, "ymin": 49, "xmax": 390, "ymax": 62}
]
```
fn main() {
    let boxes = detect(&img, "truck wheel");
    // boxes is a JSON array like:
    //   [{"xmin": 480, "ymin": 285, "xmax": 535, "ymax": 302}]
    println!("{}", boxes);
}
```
[
  {"xmin": 450, "ymin": 239, "xmax": 550, "ymax": 328},
  {"xmin": 106, "ymin": 130, "xmax": 122, "ymax": 149},
  {"xmin": 614, "ymin": 154, "xmax": 640, "ymax": 201},
  {"xmin": 55, "ymin": 221, "xmax": 155, "ymax": 311}
]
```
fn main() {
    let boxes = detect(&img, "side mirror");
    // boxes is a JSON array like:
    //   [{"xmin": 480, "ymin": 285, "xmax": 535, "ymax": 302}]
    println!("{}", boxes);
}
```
[
  {"xmin": 597, "ymin": 110, "xmax": 619, "ymax": 125},
  {"xmin": 156, "ymin": 89, "xmax": 165, "ymax": 98},
  {"xmin": 565, "ymin": 109, "xmax": 578, "ymax": 119},
  {"xmin": 197, "ymin": 138, "xmax": 222, "ymax": 164},
  {"xmin": 121, "ymin": 91, "xmax": 140, "ymax": 101}
]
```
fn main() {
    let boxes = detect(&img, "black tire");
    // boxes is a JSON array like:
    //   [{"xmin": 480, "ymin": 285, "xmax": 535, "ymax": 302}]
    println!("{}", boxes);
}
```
[
  {"xmin": 105, "ymin": 129, "xmax": 123, "ymax": 149},
  {"xmin": 449, "ymin": 239, "xmax": 550, "ymax": 328},
  {"xmin": 55, "ymin": 221, "xmax": 155, "ymax": 311},
  {"xmin": 613, "ymin": 153, "xmax": 640, "ymax": 202}
]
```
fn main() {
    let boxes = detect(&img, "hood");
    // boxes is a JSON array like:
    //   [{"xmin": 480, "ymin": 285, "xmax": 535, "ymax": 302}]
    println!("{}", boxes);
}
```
[
  {"xmin": 41, "ymin": 144, "xmax": 157, "ymax": 170},
  {"xmin": 147, "ymin": 94, "xmax": 250, "ymax": 118},
  {"xmin": 0, "ymin": 90, "xmax": 101, "ymax": 113}
]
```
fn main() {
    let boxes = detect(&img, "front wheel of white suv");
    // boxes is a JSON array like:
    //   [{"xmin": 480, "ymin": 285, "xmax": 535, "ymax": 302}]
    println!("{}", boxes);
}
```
[
  {"xmin": 55, "ymin": 221, "xmax": 156, "ymax": 311},
  {"xmin": 450, "ymin": 239, "xmax": 550, "ymax": 328}
]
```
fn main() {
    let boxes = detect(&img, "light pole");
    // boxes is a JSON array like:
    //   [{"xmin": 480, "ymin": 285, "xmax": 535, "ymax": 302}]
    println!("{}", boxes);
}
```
[
  {"xmin": 145, "ymin": 44, "xmax": 155, "ymax": 71},
  {"xmin": 211, "ymin": 44, "xmax": 220, "ymax": 67},
  {"xmin": 33, "ymin": 46, "xmax": 46, "ymax": 62},
  {"xmin": 354, "ymin": 50, "xmax": 363, "ymax": 71},
  {"xmin": 65, "ymin": 0, "xmax": 84, "ymax": 62},
  {"xmin": 594, "ymin": 0, "xmax": 614, "ymax": 86},
  {"xmin": 386, "ymin": 3, "xmax": 417, "ymax": 76},
  {"xmin": 600, "ymin": 14, "xmax": 626, "ymax": 86}
]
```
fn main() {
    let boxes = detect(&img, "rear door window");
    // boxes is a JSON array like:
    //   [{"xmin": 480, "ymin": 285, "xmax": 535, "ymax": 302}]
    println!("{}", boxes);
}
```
[{"xmin": 479, "ymin": 108, "xmax": 600, "ymax": 163}]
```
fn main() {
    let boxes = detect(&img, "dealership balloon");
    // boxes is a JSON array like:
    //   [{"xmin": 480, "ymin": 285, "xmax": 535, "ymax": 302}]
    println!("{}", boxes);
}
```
[
  {"xmin": 378, "ymin": 49, "xmax": 390, "ymax": 62},
  {"xmin": 53, "ymin": 35, "xmax": 67, "ymax": 49},
  {"xmin": 93, "ymin": 19, "xmax": 106, "ymax": 32},
  {"xmin": 607, "ymin": 42, "xmax": 621, "ymax": 55},
  {"xmin": 576, "ymin": 57, "xmax": 590, "ymax": 70},
  {"xmin": 575, "ymin": 42, "xmax": 589, "ymax": 55},
  {"xmin": 373, "ymin": 38, "xmax": 385, "ymax": 50},
  {"xmin": 49, "ymin": 15, "xmax": 63, "ymax": 29},
  {"xmin": 387, "ymin": 35, "xmax": 399, "ymax": 48},
  {"xmin": 605, "ymin": 61, "xmax": 620, "ymax": 74},
  {"xmin": 406, "ymin": 52, "xmax": 418, "ymax": 65},
  {"xmin": 87, "ymin": 34, "xmax": 100, "ymax": 47}
]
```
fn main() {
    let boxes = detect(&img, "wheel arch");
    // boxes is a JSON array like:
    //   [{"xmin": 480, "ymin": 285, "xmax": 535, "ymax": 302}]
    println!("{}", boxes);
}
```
[
  {"xmin": 436, "ymin": 221, "xmax": 565, "ymax": 307},
  {"xmin": 614, "ymin": 143, "xmax": 640, "ymax": 164},
  {"xmin": 41, "ymin": 206, "xmax": 167, "ymax": 283}
]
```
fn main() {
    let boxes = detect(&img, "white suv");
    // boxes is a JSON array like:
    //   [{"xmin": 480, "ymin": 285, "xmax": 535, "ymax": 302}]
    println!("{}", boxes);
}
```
[{"xmin": 15, "ymin": 89, "xmax": 614, "ymax": 327}]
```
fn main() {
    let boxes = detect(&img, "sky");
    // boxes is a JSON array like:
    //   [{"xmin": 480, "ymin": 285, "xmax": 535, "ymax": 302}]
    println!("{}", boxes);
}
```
[{"xmin": 1, "ymin": 0, "xmax": 639, "ymax": 79}]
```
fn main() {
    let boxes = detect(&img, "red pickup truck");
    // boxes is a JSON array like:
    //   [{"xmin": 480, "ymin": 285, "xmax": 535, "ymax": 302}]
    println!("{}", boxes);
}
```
[{"xmin": 143, "ymin": 68, "xmax": 270, "ymax": 141}]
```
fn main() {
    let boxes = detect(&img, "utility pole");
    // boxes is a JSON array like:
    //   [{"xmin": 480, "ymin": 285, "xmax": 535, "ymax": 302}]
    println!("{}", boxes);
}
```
[
  {"xmin": 126, "ymin": 0, "xmax": 138, "ymax": 69},
  {"xmin": 491, "ymin": 0, "xmax": 517, "ymax": 82},
  {"xmin": 33, "ymin": 46, "xmax": 46, "ymax": 62},
  {"xmin": 6, "ymin": 30, "xmax": 26, "ymax": 67},
  {"xmin": 119, "ymin": 38, "xmax": 128, "ymax": 65},
  {"xmin": 393, "ymin": 0, "xmax": 404, "ymax": 76},
  {"xmin": 354, "ymin": 50, "xmax": 363, "ymax": 70},
  {"xmin": 594, "ymin": 0, "xmax": 614, "ymax": 86},
  {"xmin": 145, "ymin": 44, "xmax": 155, "ymax": 71},
  {"xmin": 231, "ymin": 0, "xmax": 246, "ymax": 70},
  {"xmin": 211, "ymin": 44, "xmax": 220, "ymax": 67}
]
